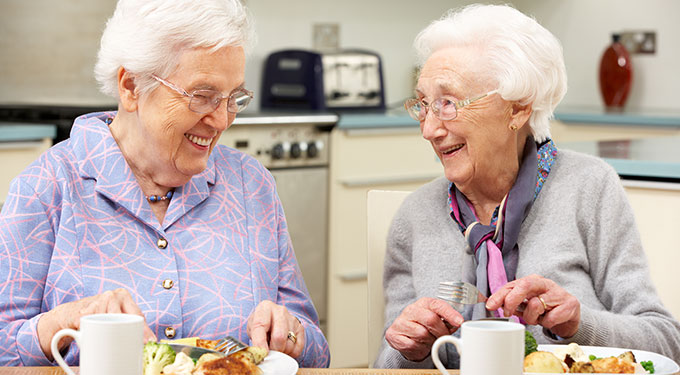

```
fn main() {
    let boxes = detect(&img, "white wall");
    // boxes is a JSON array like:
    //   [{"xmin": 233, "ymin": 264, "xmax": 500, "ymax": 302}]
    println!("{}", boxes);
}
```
[
  {"xmin": 2, "ymin": 0, "xmax": 679, "ymax": 112},
  {"xmin": 515, "ymin": 0, "xmax": 680, "ymax": 111},
  {"xmin": 0, "ymin": 0, "xmax": 118, "ymax": 106}
]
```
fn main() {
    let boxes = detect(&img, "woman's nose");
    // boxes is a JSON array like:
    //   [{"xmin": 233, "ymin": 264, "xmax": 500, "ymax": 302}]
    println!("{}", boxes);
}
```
[
  {"xmin": 420, "ymin": 111, "xmax": 446, "ymax": 140},
  {"xmin": 204, "ymin": 104, "xmax": 233, "ymax": 132}
]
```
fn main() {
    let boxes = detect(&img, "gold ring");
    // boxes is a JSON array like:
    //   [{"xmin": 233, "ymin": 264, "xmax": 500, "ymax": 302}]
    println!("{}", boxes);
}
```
[
  {"xmin": 287, "ymin": 331, "xmax": 297, "ymax": 344},
  {"xmin": 538, "ymin": 296, "xmax": 549, "ymax": 311}
]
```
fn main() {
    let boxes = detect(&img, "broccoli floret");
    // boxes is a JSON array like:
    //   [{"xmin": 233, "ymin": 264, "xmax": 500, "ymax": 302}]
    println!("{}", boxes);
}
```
[
  {"xmin": 143, "ymin": 342, "xmax": 176, "ymax": 375},
  {"xmin": 525, "ymin": 330, "xmax": 538, "ymax": 356},
  {"xmin": 641, "ymin": 360, "xmax": 655, "ymax": 374}
]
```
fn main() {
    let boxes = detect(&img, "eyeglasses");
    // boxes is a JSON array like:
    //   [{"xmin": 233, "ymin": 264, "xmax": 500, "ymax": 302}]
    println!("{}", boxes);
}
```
[
  {"xmin": 151, "ymin": 74, "xmax": 253, "ymax": 114},
  {"xmin": 404, "ymin": 89, "xmax": 498, "ymax": 122}
]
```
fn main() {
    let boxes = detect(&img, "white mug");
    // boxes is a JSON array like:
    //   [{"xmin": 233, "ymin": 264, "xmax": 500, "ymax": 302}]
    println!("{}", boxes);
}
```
[
  {"xmin": 431, "ymin": 320, "xmax": 525, "ymax": 375},
  {"xmin": 51, "ymin": 313, "xmax": 144, "ymax": 375}
]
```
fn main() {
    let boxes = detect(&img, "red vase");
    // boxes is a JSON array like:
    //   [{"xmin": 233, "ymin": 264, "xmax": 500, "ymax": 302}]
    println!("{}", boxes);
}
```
[{"xmin": 599, "ymin": 34, "xmax": 633, "ymax": 109}]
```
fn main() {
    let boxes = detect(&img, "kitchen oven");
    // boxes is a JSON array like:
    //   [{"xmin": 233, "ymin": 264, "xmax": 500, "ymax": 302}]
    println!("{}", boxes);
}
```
[{"xmin": 220, "ymin": 113, "xmax": 338, "ymax": 334}]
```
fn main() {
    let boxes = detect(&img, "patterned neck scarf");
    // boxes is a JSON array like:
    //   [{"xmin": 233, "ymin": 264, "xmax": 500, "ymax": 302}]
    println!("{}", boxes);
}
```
[{"xmin": 448, "ymin": 138, "xmax": 557, "ymax": 318}]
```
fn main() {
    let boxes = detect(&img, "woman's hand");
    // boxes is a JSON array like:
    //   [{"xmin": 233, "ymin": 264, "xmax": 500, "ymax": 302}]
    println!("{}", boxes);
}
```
[
  {"xmin": 384, "ymin": 297, "xmax": 463, "ymax": 362},
  {"xmin": 247, "ymin": 300, "xmax": 304, "ymax": 359},
  {"xmin": 37, "ymin": 288, "xmax": 156, "ymax": 360},
  {"xmin": 486, "ymin": 274, "xmax": 580, "ymax": 338}
]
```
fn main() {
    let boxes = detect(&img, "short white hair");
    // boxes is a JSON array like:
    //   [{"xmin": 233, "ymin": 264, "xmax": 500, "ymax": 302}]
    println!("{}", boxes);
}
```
[
  {"xmin": 94, "ymin": 0, "xmax": 255, "ymax": 99},
  {"xmin": 414, "ymin": 4, "xmax": 567, "ymax": 142}
]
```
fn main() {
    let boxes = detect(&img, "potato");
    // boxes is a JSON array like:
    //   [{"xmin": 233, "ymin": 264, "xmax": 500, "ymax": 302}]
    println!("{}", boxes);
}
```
[{"xmin": 524, "ymin": 351, "xmax": 567, "ymax": 373}]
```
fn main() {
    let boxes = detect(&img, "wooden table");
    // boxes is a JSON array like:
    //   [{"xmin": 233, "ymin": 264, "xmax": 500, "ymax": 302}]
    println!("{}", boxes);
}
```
[{"xmin": 0, "ymin": 368, "xmax": 448, "ymax": 375}]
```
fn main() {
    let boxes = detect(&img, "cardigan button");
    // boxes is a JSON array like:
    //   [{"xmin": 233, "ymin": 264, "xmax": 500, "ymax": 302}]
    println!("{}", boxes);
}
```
[
  {"xmin": 164, "ymin": 326, "xmax": 176, "ymax": 339},
  {"xmin": 157, "ymin": 238, "xmax": 168, "ymax": 249},
  {"xmin": 162, "ymin": 279, "xmax": 174, "ymax": 289}
]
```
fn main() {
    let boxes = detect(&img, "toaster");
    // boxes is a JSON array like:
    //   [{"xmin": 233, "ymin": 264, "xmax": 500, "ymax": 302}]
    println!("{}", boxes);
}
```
[{"xmin": 260, "ymin": 49, "xmax": 386, "ymax": 111}]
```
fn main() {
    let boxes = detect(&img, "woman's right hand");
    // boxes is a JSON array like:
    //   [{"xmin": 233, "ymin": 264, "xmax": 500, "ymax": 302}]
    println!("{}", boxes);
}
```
[
  {"xmin": 36, "ymin": 288, "xmax": 156, "ymax": 360},
  {"xmin": 384, "ymin": 297, "xmax": 464, "ymax": 362}
]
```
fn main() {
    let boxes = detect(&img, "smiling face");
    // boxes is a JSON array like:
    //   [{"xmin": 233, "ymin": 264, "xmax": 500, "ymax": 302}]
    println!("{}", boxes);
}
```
[
  {"xmin": 417, "ymin": 46, "xmax": 527, "ymax": 196},
  {"xmin": 120, "ymin": 45, "xmax": 246, "ymax": 187}
]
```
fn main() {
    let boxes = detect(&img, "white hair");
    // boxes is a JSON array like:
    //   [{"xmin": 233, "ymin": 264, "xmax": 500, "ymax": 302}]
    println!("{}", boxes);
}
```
[
  {"xmin": 94, "ymin": 0, "xmax": 255, "ymax": 99},
  {"xmin": 413, "ymin": 4, "xmax": 567, "ymax": 142}
]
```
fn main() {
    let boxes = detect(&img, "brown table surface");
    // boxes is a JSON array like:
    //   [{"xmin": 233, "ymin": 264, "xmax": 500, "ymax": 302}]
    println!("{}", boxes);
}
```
[
  {"xmin": 3, "ymin": 368, "xmax": 679, "ymax": 375},
  {"xmin": 0, "ymin": 368, "xmax": 447, "ymax": 375}
]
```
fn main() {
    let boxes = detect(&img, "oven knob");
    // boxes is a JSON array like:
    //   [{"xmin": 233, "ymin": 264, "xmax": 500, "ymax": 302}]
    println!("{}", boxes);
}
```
[
  {"xmin": 271, "ymin": 143, "xmax": 285, "ymax": 160},
  {"xmin": 307, "ymin": 141, "xmax": 319, "ymax": 158},
  {"xmin": 290, "ymin": 142, "xmax": 302, "ymax": 158}
]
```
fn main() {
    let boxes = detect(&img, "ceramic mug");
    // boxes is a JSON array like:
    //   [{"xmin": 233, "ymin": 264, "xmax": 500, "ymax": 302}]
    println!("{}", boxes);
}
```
[
  {"xmin": 51, "ymin": 313, "xmax": 144, "ymax": 375},
  {"xmin": 431, "ymin": 320, "xmax": 525, "ymax": 375}
]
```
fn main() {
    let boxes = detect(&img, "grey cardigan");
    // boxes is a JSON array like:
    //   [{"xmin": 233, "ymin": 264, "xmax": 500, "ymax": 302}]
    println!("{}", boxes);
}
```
[{"xmin": 374, "ymin": 149, "xmax": 680, "ymax": 368}]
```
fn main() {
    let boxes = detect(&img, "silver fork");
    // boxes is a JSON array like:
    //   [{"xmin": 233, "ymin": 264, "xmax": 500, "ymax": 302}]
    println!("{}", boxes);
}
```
[
  {"xmin": 213, "ymin": 335, "xmax": 248, "ymax": 356},
  {"xmin": 437, "ymin": 280, "xmax": 527, "ymax": 312},
  {"xmin": 437, "ymin": 281, "xmax": 487, "ymax": 305}
]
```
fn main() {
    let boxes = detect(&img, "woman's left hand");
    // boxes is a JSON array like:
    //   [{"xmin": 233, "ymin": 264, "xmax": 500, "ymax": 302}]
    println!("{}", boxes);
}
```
[
  {"xmin": 247, "ymin": 300, "xmax": 304, "ymax": 359},
  {"xmin": 485, "ymin": 274, "xmax": 580, "ymax": 338}
]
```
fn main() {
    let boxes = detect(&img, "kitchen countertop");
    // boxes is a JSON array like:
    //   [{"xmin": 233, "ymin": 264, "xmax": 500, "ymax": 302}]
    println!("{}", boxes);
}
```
[
  {"xmin": 560, "ymin": 136, "xmax": 680, "ymax": 182},
  {"xmin": 0, "ymin": 122, "xmax": 56, "ymax": 142},
  {"xmin": 335, "ymin": 106, "xmax": 680, "ymax": 129}
]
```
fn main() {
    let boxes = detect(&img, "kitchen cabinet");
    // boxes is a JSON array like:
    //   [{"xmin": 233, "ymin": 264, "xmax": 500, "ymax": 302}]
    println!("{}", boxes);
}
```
[
  {"xmin": 623, "ymin": 181, "xmax": 680, "ymax": 321},
  {"xmin": 0, "ymin": 124, "xmax": 55, "ymax": 207},
  {"xmin": 326, "ymin": 124, "xmax": 442, "ymax": 368}
]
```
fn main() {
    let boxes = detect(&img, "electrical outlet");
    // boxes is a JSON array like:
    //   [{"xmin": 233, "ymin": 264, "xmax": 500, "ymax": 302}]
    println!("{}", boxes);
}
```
[
  {"xmin": 313, "ymin": 23, "xmax": 339, "ymax": 51},
  {"xmin": 618, "ymin": 30, "xmax": 656, "ymax": 54}
]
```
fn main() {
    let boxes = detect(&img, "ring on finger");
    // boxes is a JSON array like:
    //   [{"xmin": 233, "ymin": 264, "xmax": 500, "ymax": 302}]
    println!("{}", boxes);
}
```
[
  {"xmin": 538, "ymin": 296, "xmax": 550, "ymax": 312},
  {"xmin": 287, "ymin": 331, "xmax": 297, "ymax": 344}
]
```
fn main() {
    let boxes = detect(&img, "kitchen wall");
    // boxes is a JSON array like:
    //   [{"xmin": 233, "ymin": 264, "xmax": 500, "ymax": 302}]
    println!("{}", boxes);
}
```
[
  {"xmin": 0, "ymin": 0, "xmax": 117, "ymax": 106},
  {"xmin": 1, "ymin": 0, "xmax": 679, "ymax": 111}
]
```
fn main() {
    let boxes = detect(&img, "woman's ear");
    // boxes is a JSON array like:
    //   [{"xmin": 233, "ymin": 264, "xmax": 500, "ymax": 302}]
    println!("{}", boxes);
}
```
[
  {"xmin": 509, "ymin": 101, "xmax": 533, "ymax": 131},
  {"xmin": 117, "ymin": 67, "xmax": 138, "ymax": 112}
]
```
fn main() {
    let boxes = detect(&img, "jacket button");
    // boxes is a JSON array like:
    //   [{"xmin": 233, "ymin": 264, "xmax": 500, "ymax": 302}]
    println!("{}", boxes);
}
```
[
  {"xmin": 165, "ymin": 326, "xmax": 176, "ymax": 338},
  {"xmin": 162, "ymin": 279, "xmax": 174, "ymax": 289},
  {"xmin": 157, "ymin": 238, "xmax": 168, "ymax": 249}
]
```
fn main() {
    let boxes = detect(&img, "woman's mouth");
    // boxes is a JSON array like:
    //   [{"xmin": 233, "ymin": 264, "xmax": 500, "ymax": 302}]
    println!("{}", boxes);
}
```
[
  {"xmin": 441, "ymin": 143, "xmax": 464, "ymax": 155},
  {"xmin": 185, "ymin": 134, "xmax": 212, "ymax": 147}
]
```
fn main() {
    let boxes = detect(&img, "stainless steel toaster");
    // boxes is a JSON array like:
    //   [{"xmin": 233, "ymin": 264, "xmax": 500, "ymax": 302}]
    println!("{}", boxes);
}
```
[{"xmin": 261, "ymin": 49, "xmax": 385, "ymax": 111}]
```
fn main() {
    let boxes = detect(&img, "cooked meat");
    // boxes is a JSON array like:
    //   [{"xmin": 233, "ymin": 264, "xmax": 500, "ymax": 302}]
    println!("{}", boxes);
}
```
[
  {"xmin": 193, "ymin": 355, "xmax": 262, "ymax": 375},
  {"xmin": 196, "ymin": 339, "xmax": 220, "ymax": 350},
  {"xmin": 570, "ymin": 361, "xmax": 596, "ymax": 373},
  {"xmin": 591, "ymin": 357, "xmax": 636, "ymax": 374},
  {"xmin": 617, "ymin": 351, "xmax": 636, "ymax": 364}
]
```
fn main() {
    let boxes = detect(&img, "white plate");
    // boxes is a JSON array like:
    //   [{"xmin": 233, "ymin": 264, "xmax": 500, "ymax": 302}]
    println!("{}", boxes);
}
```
[
  {"xmin": 526, "ymin": 344, "xmax": 680, "ymax": 374},
  {"xmin": 259, "ymin": 350, "xmax": 298, "ymax": 375}
]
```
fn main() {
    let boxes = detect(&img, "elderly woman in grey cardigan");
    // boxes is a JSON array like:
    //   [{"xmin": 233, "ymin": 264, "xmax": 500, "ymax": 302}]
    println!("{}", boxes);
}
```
[{"xmin": 375, "ymin": 4, "xmax": 680, "ymax": 369}]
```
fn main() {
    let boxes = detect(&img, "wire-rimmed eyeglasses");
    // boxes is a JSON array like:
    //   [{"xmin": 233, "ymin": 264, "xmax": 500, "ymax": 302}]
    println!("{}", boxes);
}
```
[
  {"xmin": 151, "ymin": 74, "xmax": 253, "ymax": 114},
  {"xmin": 404, "ymin": 89, "xmax": 498, "ymax": 122}
]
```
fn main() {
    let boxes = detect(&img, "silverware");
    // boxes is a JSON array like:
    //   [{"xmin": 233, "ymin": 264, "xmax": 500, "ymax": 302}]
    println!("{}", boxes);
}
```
[
  {"xmin": 213, "ymin": 335, "xmax": 248, "ymax": 356},
  {"xmin": 437, "ymin": 280, "xmax": 528, "ymax": 312},
  {"xmin": 166, "ymin": 343, "xmax": 224, "ymax": 360},
  {"xmin": 437, "ymin": 281, "xmax": 487, "ymax": 305}
]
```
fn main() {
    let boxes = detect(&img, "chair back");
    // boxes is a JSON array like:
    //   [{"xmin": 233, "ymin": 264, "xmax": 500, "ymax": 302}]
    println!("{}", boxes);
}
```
[{"xmin": 367, "ymin": 189, "xmax": 411, "ymax": 367}]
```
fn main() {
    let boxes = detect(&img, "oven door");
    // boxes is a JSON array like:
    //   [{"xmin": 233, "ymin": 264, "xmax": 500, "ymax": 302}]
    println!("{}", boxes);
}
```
[{"xmin": 270, "ymin": 167, "xmax": 328, "ymax": 333}]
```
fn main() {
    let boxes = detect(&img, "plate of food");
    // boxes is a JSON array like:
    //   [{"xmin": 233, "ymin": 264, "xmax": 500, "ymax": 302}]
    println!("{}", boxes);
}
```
[
  {"xmin": 144, "ymin": 337, "xmax": 298, "ymax": 375},
  {"xmin": 524, "ymin": 343, "xmax": 679, "ymax": 374}
]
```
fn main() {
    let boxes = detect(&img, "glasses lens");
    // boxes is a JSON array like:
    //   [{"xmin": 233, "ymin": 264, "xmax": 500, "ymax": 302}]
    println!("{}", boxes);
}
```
[
  {"xmin": 189, "ymin": 90, "xmax": 222, "ymax": 113},
  {"xmin": 404, "ymin": 99, "xmax": 423, "ymax": 121},
  {"xmin": 228, "ymin": 91, "xmax": 252, "ymax": 113},
  {"xmin": 434, "ymin": 98, "xmax": 457, "ymax": 121}
]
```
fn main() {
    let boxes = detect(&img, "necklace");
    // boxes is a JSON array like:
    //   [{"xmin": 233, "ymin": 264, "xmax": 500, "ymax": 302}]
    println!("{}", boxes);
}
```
[{"xmin": 146, "ymin": 190, "xmax": 174, "ymax": 203}]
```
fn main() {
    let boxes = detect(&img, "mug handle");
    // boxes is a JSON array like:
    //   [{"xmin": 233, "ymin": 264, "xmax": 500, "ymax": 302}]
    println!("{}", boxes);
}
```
[
  {"xmin": 50, "ymin": 328, "xmax": 79, "ymax": 375},
  {"xmin": 431, "ymin": 335, "xmax": 463, "ymax": 375}
]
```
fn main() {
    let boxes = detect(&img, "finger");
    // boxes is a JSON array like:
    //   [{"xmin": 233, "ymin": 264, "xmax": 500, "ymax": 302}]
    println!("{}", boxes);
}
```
[
  {"xmin": 247, "ymin": 303, "xmax": 273, "ymax": 351},
  {"xmin": 268, "ymin": 306, "xmax": 289, "ymax": 352},
  {"xmin": 519, "ymin": 296, "xmax": 545, "ymax": 325},
  {"xmin": 290, "ymin": 323, "xmax": 304, "ymax": 359}
]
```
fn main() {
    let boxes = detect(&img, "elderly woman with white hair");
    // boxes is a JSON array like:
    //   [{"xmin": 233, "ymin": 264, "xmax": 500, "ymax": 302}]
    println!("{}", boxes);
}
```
[
  {"xmin": 375, "ymin": 4, "xmax": 680, "ymax": 369},
  {"xmin": 0, "ymin": 0, "xmax": 329, "ymax": 367}
]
